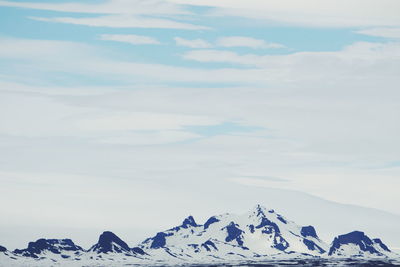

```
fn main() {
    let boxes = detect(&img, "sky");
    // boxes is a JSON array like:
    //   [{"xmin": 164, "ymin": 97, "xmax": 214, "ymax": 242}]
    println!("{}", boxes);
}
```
[{"xmin": 0, "ymin": 0, "xmax": 400, "ymax": 251}]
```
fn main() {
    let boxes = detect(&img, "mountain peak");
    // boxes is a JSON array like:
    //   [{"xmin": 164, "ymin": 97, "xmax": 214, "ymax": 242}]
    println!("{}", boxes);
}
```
[
  {"xmin": 99, "ymin": 231, "xmax": 119, "ymax": 240},
  {"xmin": 204, "ymin": 216, "xmax": 220, "ymax": 229},
  {"xmin": 301, "ymin": 225, "xmax": 318, "ymax": 239},
  {"xmin": 373, "ymin": 238, "xmax": 391, "ymax": 252},
  {"xmin": 328, "ymin": 231, "xmax": 388, "ymax": 256},
  {"xmin": 13, "ymin": 238, "xmax": 83, "ymax": 258},
  {"xmin": 182, "ymin": 215, "xmax": 198, "ymax": 228},
  {"xmin": 252, "ymin": 204, "xmax": 267, "ymax": 217},
  {"xmin": 89, "ymin": 231, "xmax": 131, "ymax": 254}
]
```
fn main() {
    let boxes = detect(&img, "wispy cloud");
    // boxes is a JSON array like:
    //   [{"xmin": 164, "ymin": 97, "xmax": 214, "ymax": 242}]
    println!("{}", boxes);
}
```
[
  {"xmin": 356, "ymin": 27, "xmax": 400, "ymax": 39},
  {"xmin": 30, "ymin": 15, "xmax": 209, "ymax": 30},
  {"xmin": 99, "ymin": 34, "xmax": 161, "ymax": 45},
  {"xmin": 182, "ymin": 42, "xmax": 400, "ymax": 76},
  {"xmin": 0, "ymin": 0, "xmax": 190, "ymax": 15},
  {"xmin": 174, "ymin": 36, "xmax": 283, "ymax": 49},
  {"xmin": 0, "ymin": 37, "xmax": 269, "ymax": 84},
  {"xmin": 182, "ymin": 49, "xmax": 263, "ymax": 65},
  {"xmin": 2, "ymin": 37, "xmax": 400, "ymax": 89},
  {"xmin": 171, "ymin": 0, "xmax": 400, "ymax": 28},
  {"xmin": 230, "ymin": 171, "xmax": 400, "ymax": 219},
  {"xmin": 174, "ymin": 37, "xmax": 212, "ymax": 48},
  {"xmin": 0, "ymin": 89, "xmax": 221, "ymax": 144},
  {"xmin": 2, "ymin": 0, "xmax": 209, "ymax": 30},
  {"xmin": 216, "ymin": 36, "xmax": 284, "ymax": 49}
]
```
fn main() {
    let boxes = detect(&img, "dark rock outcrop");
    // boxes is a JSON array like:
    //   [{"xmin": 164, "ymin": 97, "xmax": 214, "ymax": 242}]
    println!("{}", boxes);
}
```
[
  {"xmin": 14, "ymin": 239, "xmax": 82, "ymax": 258},
  {"xmin": 89, "ymin": 231, "xmax": 131, "ymax": 254},
  {"xmin": 328, "ymin": 231, "xmax": 389, "ymax": 256}
]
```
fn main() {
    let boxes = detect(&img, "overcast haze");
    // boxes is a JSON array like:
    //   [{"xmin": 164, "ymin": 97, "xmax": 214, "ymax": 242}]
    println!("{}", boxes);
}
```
[{"xmin": 0, "ymin": 0, "xmax": 399, "ymax": 251}]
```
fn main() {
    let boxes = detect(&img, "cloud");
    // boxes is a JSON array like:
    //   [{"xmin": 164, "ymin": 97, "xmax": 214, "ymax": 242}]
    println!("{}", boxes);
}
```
[
  {"xmin": 230, "ymin": 170, "xmax": 400, "ymax": 220},
  {"xmin": 3, "ymin": 0, "xmax": 400, "ymax": 29},
  {"xmin": 174, "ymin": 36, "xmax": 283, "ymax": 49},
  {"xmin": 0, "ymin": 81, "xmax": 118, "ymax": 96},
  {"xmin": 0, "ymin": 37, "xmax": 272, "ymax": 85},
  {"xmin": 95, "ymin": 130, "xmax": 201, "ymax": 145},
  {"xmin": 1, "ymin": 37, "xmax": 400, "ymax": 218},
  {"xmin": 30, "ymin": 15, "xmax": 209, "ymax": 30},
  {"xmin": 174, "ymin": 37, "xmax": 212, "ymax": 48},
  {"xmin": 0, "ymin": 90, "xmax": 221, "ymax": 143},
  {"xmin": 76, "ymin": 112, "xmax": 221, "ymax": 132},
  {"xmin": 182, "ymin": 42, "xmax": 400, "ymax": 77},
  {"xmin": 0, "ymin": 37, "xmax": 95, "ymax": 60},
  {"xmin": 356, "ymin": 27, "xmax": 400, "ymax": 39},
  {"xmin": 0, "ymin": 0, "xmax": 190, "ymax": 15},
  {"xmin": 99, "ymin": 34, "xmax": 161, "ymax": 45},
  {"xmin": 1, "ymin": 0, "xmax": 209, "ymax": 30},
  {"xmin": 216, "ymin": 36, "xmax": 284, "ymax": 49},
  {"xmin": 233, "ymin": 176, "xmax": 288, "ymax": 183},
  {"xmin": 1, "ymin": 37, "xmax": 400, "ymax": 93},
  {"xmin": 182, "ymin": 49, "xmax": 262, "ymax": 65},
  {"xmin": 170, "ymin": 0, "xmax": 400, "ymax": 28}
]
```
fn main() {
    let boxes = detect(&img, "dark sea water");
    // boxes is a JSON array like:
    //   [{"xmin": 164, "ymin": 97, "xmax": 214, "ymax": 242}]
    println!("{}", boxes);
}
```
[{"xmin": 125, "ymin": 259, "xmax": 400, "ymax": 267}]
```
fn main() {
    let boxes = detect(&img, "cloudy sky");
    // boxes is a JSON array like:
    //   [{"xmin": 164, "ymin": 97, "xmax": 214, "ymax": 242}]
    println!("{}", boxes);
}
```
[{"xmin": 0, "ymin": 0, "xmax": 400, "ymax": 250}]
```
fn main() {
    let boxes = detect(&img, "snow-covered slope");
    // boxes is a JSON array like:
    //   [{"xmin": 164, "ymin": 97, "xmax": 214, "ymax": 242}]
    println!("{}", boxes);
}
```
[
  {"xmin": 12, "ymin": 238, "xmax": 83, "ymax": 259},
  {"xmin": 328, "ymin": 231, "xmax": 395, "ymax": 258},
  {"xmin": 140, "ymin": 204, "xmax": 328, "ymax": 261},
  {"xmin": 0, "ymin": 205, "xmax": 397, "ymax": 266}
]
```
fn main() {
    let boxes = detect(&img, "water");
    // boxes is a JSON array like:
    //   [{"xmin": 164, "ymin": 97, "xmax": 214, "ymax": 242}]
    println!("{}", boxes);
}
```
[{"xmin": 122, "ymin": 259, "xmax": 400, "ymax": 267}]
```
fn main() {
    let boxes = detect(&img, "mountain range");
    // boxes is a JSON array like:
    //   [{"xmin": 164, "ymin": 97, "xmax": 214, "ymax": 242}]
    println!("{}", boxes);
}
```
[{"xmin": 0, "ymin": 205, "xmax": 398, "ymax": 266}]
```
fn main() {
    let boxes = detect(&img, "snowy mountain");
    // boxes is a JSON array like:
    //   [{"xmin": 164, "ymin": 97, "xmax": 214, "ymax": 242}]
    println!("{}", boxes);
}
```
[
  {"xmin": 328, "ymin": 231, "xmax": 394, "ymax": 258},
  {"xmin": 140, "ymin": 204, "xmax": 328, "ymax": 261},
  {"xmin": 88, "ymin": 231, "xmax": 146, "ymax": 256},
  {"xmin": 0, "ymin": 205, "xmax": 397, "ymax": 266},
  {"xmin": 13, "ymin": 238, "xmax": 83, "ymax": 259}
]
